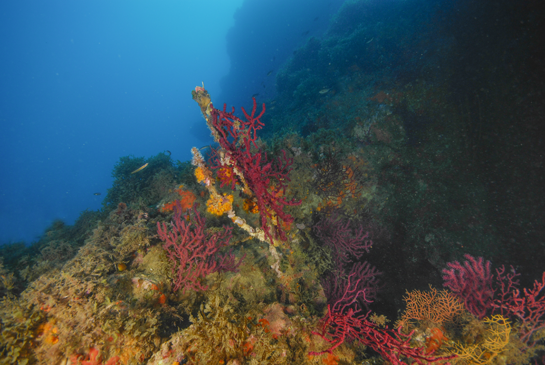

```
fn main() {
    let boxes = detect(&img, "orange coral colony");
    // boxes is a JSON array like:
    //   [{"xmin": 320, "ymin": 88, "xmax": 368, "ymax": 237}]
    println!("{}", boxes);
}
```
[
  {"xmin": 194, "ymin": 166, "xmax": 206, "ymax": 183},
  {"xmin": 206, "ymin": 193, "xmax": 233, "ymax": 216},
  {"xmin": 243, "ymin": 198, "xmax": 259, "ymax": 214},
  {"xmin": 160, "ymin": 185, "xmax": 196, "ymax": 212}
]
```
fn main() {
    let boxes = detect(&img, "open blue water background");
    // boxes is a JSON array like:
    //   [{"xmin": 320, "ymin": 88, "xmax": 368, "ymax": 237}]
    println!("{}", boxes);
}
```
[{"xmin": 0, "ymin": 0, "xmax": 342, "ymax": 244}]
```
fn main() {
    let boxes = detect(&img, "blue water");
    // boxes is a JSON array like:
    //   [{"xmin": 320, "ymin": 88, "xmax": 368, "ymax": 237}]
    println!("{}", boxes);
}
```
[{"xmin": 0, "ymin": 0, "xmax": 341, "ymax": 244}]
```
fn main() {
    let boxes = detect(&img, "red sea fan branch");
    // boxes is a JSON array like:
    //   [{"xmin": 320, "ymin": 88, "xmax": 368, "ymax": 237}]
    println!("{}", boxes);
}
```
[
  {"xmin": 314, "ymin": 213, "xmax": 374, "ymax": 269},
  {"xmin": 445, "ymin": 254, "xmax": 545, "ymax": 350},
  {"xmin": 442, "ymin": 253, "xmax": 494, "ymax": 319},
  {"xmin": 157, "ymin": 206, "xmax": 242, "ymax": 293},
  {"xmin": 310, "ymin": 273, "xmax": 455, "ymax": 364},
  {"xmin": 493, "ymin": 269, "xmax": 545, "ymax": 348},
  {"xmin": 208, "ymin": 98, "xmax": 300, "ymax": 243}
]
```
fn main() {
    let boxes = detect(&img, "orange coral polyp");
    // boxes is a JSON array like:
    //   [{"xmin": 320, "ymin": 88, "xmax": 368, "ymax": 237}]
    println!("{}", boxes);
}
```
[
  {"xmin": 195, "ymin": 166, "xmax": 206, "ymax": 183},
  {"xmin": 206, "ymin": 194, "xmax": 233, "ymax": 216},
  {"xmin": 243, "ymin": 198, "xmax": 259, "ymax": 214}
]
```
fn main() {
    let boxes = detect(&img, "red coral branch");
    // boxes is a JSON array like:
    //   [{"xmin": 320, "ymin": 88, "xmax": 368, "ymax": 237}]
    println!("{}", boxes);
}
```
[
  {"xmin": 494, "ymin": 269, "xmax": 545, "ymax": 347},
  {"xmin": 442, "ymin": 253, "xmax": 494, "ymax": 319},
  {"xmin": 314, "ymin": 213, "xmax": 374, "ymax": 268},
  {"xmin": 322, "ymin": 261, "xmax": 382, "ymax": 310},
  {"xmin": 157, "ymin": 206, "xmax": 242, "ymax": 293},
  {"xmin": 208, "ymin": 98, "xmax": 300, "ymax": 243},
  {"xmin": 311, "ymin": 274, "xmax": 455, "ymax": 364},
  {"xmin": 444, "ymin": 254, "xmax": 545, "ymax": 350}
]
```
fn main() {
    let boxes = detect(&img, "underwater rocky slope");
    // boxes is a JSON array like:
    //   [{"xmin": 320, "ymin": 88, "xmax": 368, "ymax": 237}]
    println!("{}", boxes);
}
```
[{"xmin": 2, "ymin": 0, "xmax": 545, "ymax": 364}]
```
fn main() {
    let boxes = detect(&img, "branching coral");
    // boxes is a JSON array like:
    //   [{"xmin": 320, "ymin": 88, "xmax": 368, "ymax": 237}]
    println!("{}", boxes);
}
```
[
  {"xmin": 191, "ymin": 87, "xmax": 300, "ymax": 247},
  {"xmin": 314, "ymin": 212, "xmax": 373, "ymax": 268},
  {"xmin": 400, "ymin": 285, "xmax": 464, "ymax": 327},
  {"xmin": 157, "ymin": 206, "xmax": 243, "ymax": 293},
  {"xmin": 310, "ymin": 274, "xmax": 456, "ymax": 364},
  {"xmin": 450, "ymin": 315, "xmax": 511, "ymax": 364},
  {"xmin": 191, "ymin": 141, "xmax": 286, "ymax": 277}
]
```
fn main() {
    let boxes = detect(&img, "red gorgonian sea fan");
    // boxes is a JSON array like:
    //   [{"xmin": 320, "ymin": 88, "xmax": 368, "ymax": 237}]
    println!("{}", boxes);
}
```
[
  {"xmin": 442, "ymin": 253, "xmax": 494, "ymax": 319},
  {"xmin": 157, "ymin": 205, "xmax": 243, "ymax": 293},
  {"xmin": 207, "ymin": 97, "xmax": 301, "ymax": 244}
]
